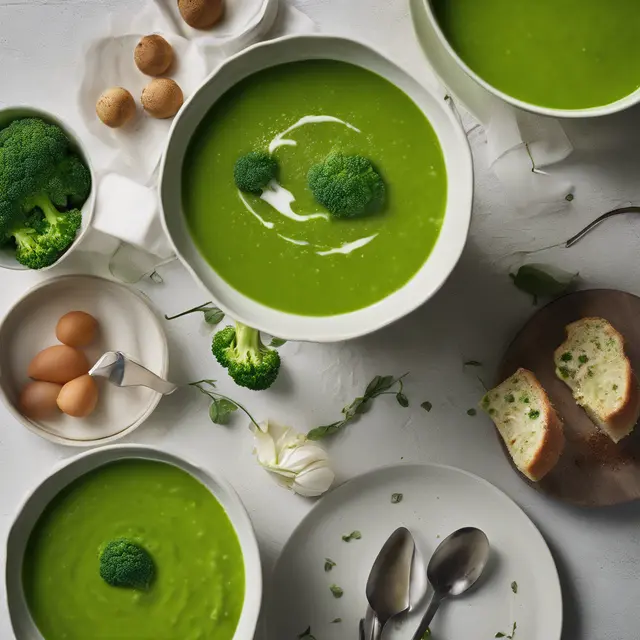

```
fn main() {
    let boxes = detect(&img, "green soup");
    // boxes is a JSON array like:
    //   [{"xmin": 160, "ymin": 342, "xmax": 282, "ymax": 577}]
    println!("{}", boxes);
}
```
[
  {"xmin": 432, "ymin": 0, "xmax": 640, "ymax": 109},
  {"xmin": 183, "ymin": 60, "xmax": 447, "ymax": 316},
  {"xmin": 23, "ymin": 460, "xmax": 245, "ymax": 640}
]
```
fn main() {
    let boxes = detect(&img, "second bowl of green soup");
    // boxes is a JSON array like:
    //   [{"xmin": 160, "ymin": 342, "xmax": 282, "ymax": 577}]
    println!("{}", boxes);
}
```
[
  {"xmin": 426, "ymin": 0, "xmax": 640, "ymax": 117},
  {"xmin": 160, "ymin": 35, "xmax": 473, "ymax": 342}
]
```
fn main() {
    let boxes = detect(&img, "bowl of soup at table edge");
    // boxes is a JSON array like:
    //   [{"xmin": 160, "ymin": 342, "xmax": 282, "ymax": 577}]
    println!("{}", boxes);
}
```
[
  {"xmin": 159, "ymin": 34, "xmax": 473, "ymax": 343},
  {"xmin": 422, "ymin": 0, "xmax": 640, "ymax": 118},
  {"xmin": 6, "ymin": 445, "xmax": 261, "ymax": 640}
]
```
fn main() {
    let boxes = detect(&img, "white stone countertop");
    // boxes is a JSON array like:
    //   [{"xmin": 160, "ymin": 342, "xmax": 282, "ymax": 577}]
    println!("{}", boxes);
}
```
[{"xmin": 1, "ymin": 1, "xmax": 639, "ymax": 638}]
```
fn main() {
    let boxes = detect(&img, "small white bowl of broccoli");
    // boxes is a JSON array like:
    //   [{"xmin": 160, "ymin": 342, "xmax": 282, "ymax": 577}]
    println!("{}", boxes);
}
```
[{"xmin": 0, "ymin": 107, "xmax": 95, "ymax": 271}]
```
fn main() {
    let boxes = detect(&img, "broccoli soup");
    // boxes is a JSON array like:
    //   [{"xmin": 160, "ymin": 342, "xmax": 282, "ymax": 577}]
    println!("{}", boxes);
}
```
[
  {"xmin": 23, "ymin": 460, "xmax": 245, "ymax": 640},
  {"xmin": 182, "ymin": 60, "xmax": 447, "ymax": 316},
  {"xmin": 432, "ymin": 0, "xmax": 640, "ymax": 110}
]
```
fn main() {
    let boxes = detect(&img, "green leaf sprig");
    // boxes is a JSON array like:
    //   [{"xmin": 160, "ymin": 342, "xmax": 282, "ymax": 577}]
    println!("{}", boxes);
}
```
[
  {"xmin": 509, "ymin": 264, "xmax": 577, "ymax": 305},
  {"xmin": 307, "ymin": 374, "xmax": 409, "ymax": 441},
  {"xmin": 269, "ymin": 337, "xmax": 287, "ymax": 348},
  {"xmin": 165, "ymin": 301, "xmax": 225, "ymax": 326},
  {"xmin": 297, "ymin": 627, "xmax": 316, "ymax": 640},
  {"xmin": 496, "ymin": 621, "xmax": 517, "ymax": 638},
  {"xmin": 189, "ymin": 379, "xmax": 259, "ymax": 428}
]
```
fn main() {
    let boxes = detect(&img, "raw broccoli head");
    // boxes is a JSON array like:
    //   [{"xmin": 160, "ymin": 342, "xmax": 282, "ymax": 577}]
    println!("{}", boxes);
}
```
[
  {"xmin": 99, "ymin": 539, "xmax": 156, "ymax": 590},
  {"xmin": 307, "ymin": 152, "xmax": 385, "ymax": 219},
  {"xmin": 234, "ymin": 151, "xmax": 278, "ymax": 194},
  {"xmin": 211, "ymin": 321, "xmax": 281, "ymax": 391},
  {"xmin": 0, "ymin": 117, "xmax": 89, "ymax": 268}
]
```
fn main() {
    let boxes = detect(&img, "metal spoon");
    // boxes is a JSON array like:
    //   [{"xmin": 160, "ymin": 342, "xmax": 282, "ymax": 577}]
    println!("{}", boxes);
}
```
[
  {"xmin": 365, "ymin": 527, "xmax": 416, "ymax": 640},
  {"xmin": 89, "ymin": 351, "xmax": 178, "ymax": 395},
  {"xmin": 411, "ymin": 527, "xmax": 490, "ymax": 640}
]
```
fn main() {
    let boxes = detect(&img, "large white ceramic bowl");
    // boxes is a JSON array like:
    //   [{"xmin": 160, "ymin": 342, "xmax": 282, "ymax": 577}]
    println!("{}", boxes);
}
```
[
  {"xmin": 420, "ymin": 0, "xmax": 640, "ymax": 119},
  {"xmin": 159, "ymin": 34, "xmax": 473, "ymax": 342},
  {"xmin": 5, "ymin": 445, "xmax": 262, "ymax": 640},
  {"xmin": 0, "ymin": 107, "xmax": 95, "ymax": 271}
]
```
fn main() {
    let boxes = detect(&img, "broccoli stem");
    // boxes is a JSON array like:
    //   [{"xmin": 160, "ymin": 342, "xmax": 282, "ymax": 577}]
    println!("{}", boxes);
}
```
[
  {"xmin": 31, "ymin": 193, "xmax": 61, "ymax": 224},
  {"xmin": 234, "ymin": 321, "xmax": 262, "ymax": 357}
]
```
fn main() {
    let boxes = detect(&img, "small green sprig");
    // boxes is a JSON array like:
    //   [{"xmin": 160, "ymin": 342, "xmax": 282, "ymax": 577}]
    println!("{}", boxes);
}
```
[
  {"xmin": 165, "ymin": 301, "xmax": 225, "ymax": 325},
  {"xmin": 496, "ymin": 621, "xmax": 517, "ymax": 638},
  {"xmin": 307, "ymin": 374, "xmax": 409, "ymax": 440},
  {"xmin": 189, "ymin": 379, "xmax": 259, "ymax": 428}
]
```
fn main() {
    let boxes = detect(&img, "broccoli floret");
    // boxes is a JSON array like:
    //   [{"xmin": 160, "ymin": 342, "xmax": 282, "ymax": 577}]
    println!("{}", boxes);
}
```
[
  {"xmin": 212, "ymin": 321, "xmax": 281, "ymax": 391},
  {"xmin": 99, "ymin": 539, "xmax": 155, "ymax": 590},
  {"xmin": 234, "ymin": 151, "xmax": 278, "ymax": 194},
  {"xmin": 307, "ymin": 152, "xmax": 385, "ymax": 219},
  {"xmin": 0, "ymin": 117, "xmax": 90, "ymax": 268}
]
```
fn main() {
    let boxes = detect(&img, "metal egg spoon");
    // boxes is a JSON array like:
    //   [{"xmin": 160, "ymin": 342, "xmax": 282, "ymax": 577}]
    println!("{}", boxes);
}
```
[{"xmin": 410, "ymin": 527, "xmax": 490, "ymax": 640}]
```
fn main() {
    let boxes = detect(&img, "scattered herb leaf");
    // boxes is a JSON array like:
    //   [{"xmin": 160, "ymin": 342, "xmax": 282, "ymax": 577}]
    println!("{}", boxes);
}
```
[
  {"xmin": 329, "ymin": 584, "xmax": 344, "ymax": 598},
  {"xmin": 342, "ymin": 531, "xmax": 362, "ymax": 542},
  {"xmin": 421, "ymin": 630, "xmax": 431, "ymax": 639},
  {"xmin": 298, "ymin": 626, "xmax": 316, "ymax": 639},
  {"xmin": 165, "ymin": 301, "xmax": 225, "ymax": 325},
  {"xmin": 496, "ymin": 622, "xmax": 517, "ymax": 638},
  {"xmin": 511, "ymin": 581, "xmax": 518, "ymax": 594},
  {"xmin": 391, "ymin": 493, "xmax": 403, "ymax": 504},
  {"xmin": 509, "ymin": 264, "xmax": 577, "ymax": 305},
  {"xmin": 464, "ymin": 360, "xmax": 482, "ymax": 367},
  {"xmin": 331, "ymin": 618, "xmax": 342, "ymax": 624},
  {"xmin": 307, "ymin": 374, "xmax": 409, "ymax": 440},
  {"xmin": 324, "ymin": 558, "xmax": 336, "ymax": 572},
  {"xmin": 421, "ymin": 401, "xmax": 433, "ymax": 412},
  {"xmin": 189, "ymin": 380, "xmax": 259, "ymax": 428},
  {"xmin": 565, "ymin": 193, "xmax": 574, "ymax": 202},
  {"xmin": 467, "ymin": 408, "xmax": 477, "ymax": 416},
  {"xmin": 269, "ymin": 337, "xmax": 287, "ymax": 348}
]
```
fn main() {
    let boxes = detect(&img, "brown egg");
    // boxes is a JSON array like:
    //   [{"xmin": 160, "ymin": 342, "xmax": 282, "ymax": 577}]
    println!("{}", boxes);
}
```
[
  {"xmin": 178, "ymin": 0, "xmax": 225, "ymax": 29},
  {"xmin": 27, "ymin": 345, "xmax": 90, "ymax": 384},
  {"xmin": 134, "ymin": 35, "xmax": 174, "ymax": 76},
  {"xmin": 96, "ymin": 87, "xmax": 136, "ymax": 128},
  {"xmin": 57, "ymin": 375, "xmax": 99, "ymax": 418},
  {"xmin": 19, "ymin": 381, "xmax": 63, "ymax": 420},
  {"xmin": 141, "ymin": 78, "xmax": 184, "ymax": 119},
  {"xmin": 56, "ymin": 311, "xmax": 99, "ymax": 348}
]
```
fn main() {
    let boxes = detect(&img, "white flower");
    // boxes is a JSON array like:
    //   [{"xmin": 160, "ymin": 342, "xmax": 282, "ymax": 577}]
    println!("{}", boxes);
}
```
[{"xmin": 252, "ymin": 420, "xmax": 334, "ymax": 498}]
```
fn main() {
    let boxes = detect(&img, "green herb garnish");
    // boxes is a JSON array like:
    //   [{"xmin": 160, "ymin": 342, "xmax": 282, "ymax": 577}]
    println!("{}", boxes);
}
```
[
  {"xmin": 165, "ymin": 301, "xmax": 225, "ymax": 326},
  {"xmin": 298, "ymin": 626, "xmax": 316, "ymax": 639},
  {"xmin": 511, "ymin": 581, "xmax": 518, "ymax": 594},
  {"xmin": 329, "ymin": 584, "xmax": 344, "ymax": 598},
  {"xmin": 509, "ymin": 264, "xmax": 577, "ymax": 305},
  {"xmin": 560, "ymin": 352, "xmax": 572, "ymax": 362},
  {"xmin": 464, "ymin": 360, "xmax": 482, "ymax": 367},
  {"xmin": 342, "ymin": 531, "xmax": 362, "ymax": 542},
  {"xmin": 529, "ymin": 410, "xmax": 540, "ymax": 419},
  {"xmin": 391, "ymin": 493, "xmax": 403, "ymax": 504},
  {"xmin": 269, "ymin": 337, "xmax": 287, "ymax": 348},
  {"xmin": 189, "ymin": 379, "xmax": 259, "ymax": 428},
  {"xmin": 421, "ymin": 401, "xmax": 433, "ymax": 412},
  {"xmin": 324, "ymin": 558, "xmax": 336, "ymax": 572},
  {"xmin": 307, "ymin": 374, "xmax": 409, "ymax": 440},
  {"xmin": 496, "ymin": 621, "xmax": 517, "ymax": 638},
  {"xmin": 331, "ymin": 618, "xmax": 342, "ymax": 623},
  {"xmin": 558, "ymin": 366, "xmax": 570, "ymax": 379},
  {"xmin": 467, "ymin": 408, "xmax": 477, "ymax": 416},
  {"xmin": 505, "ymin": 393, "xmax": 515, "ymax": 403},
  {"xmin": 578, "ymin": 354, "xmax": 588, "ymax": 364}
]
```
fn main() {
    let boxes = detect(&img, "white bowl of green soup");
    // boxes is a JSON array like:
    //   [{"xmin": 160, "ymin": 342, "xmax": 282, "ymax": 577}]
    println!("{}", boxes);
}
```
[
  {"xmin": 160, "ymin": 34, "xmax": 473, "ymax": 342},
  {"xmin": 425, "ymin": 0, "xmax": 640, "ymax": 117},
  {"xmin": 6, "ymin": 445, "xmax": 261, "ymax": 640}
]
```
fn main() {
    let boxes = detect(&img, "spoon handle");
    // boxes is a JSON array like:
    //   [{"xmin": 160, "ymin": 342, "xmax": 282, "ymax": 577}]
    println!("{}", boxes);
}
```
[
  {"xmin": 411, "ymin": 593, "xmax": 443, "ymax": 640},
  {"xmin": 368, "ymin": 615, "xmax": 384, "ymax": 640}
]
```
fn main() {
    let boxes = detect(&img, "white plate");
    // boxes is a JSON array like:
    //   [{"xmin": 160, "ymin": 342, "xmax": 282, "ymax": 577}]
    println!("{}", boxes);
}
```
[
  {"xmin": 0, "ymin": 275, "xmax": 168, "ymax": 446},
  {"xmin": 268, "ymin": 464, "xmax": 562, "ymax": 640}
]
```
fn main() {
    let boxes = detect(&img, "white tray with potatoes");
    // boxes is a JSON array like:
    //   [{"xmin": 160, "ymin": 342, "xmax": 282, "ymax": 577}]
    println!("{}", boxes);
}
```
[{"xmin": 0, "ymin": 275, "xmax": 168, "ymax": 446}]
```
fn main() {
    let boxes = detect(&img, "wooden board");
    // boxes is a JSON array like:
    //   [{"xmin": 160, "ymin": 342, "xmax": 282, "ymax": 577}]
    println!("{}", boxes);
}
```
[{"xmin": 499, "ymin": 289, "xmax": 640, "ymax": 507}]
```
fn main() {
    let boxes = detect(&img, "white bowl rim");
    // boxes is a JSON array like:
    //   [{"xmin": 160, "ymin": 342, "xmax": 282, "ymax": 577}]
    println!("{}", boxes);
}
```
[
  {"xmin": 159, "ymin": 33, "xmax": 474, "ymax": 342},
  {"xmin": 0, "ymin": 105, "xmax": 96, "ymax": 271},
  {"xmin": 421, "ymin": 0, "xmax": 640, "ymax": 119},
  {"xmin": 0, "ymin": 274, "xmax": 169, "ymax": 447},
  {"xmin": 4, "ymin": 443, "xmax": 263, "ymax": 640}
]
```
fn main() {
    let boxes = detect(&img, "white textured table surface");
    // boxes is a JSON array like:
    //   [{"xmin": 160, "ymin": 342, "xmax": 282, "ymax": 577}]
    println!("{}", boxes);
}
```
[{"xmin": 1, "ymin": 1, "xmax": 640, "ymax": 639}]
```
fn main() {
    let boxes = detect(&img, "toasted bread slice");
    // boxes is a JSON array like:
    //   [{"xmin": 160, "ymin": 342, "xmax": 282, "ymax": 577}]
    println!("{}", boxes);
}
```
[
  {"xmin": 554, "ymin": 317, "xmax": 640, "ymax": 443},
  {"xmin": 481, "ymin": 368, "xmax": 565, "ymax": 481}
]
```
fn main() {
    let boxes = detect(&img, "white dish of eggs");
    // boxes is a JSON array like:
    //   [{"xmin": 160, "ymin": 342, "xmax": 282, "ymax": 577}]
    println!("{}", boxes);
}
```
[{"xmin": 0, "ymin": 275, "xmax": 168, "ymax": 446}]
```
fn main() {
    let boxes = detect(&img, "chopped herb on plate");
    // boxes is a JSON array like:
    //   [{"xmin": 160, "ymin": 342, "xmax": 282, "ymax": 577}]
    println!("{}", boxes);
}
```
[
  {"xmin": 324, "ymin": 558, "xmax": 336, "ymax": 572},
  {"xmin": 329, "ymin": 584, "xmax": 344, "ymax": 598},
  {"xmin": 421, "ymin": 401, "xmax": 433, "ymax": 412},
  {"xmin": 511, "ymin": 581, "xmax": 518, "ymax": 594},
  {"xmin": 342, "ymin": 531, "xmax": 362, "ymax": 542},
  {"xmin": 391, "ymin": 493, "xmax": 403, "ymax": 504}
]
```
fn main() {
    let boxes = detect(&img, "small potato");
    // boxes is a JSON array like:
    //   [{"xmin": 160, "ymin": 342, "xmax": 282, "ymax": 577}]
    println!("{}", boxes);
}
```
[
  {"xmin": 19, "ymin": 381, "xmax": 63, "ymax": 420},
  {"xmin": 96, "ymin": 87, "xmax": 136, "ymax": 128},
  {"xmin": 27, "ymin": 345, "xmax": 90, "ymax": 384},
  {"xmin": 56, "ymin": 311, "xmax": 99, "ymax": 348},
  {"xmin": 141, "ymin": 78, "xmax": 183, "ymax": 119},
  {"xmin": 57, "ymin": 375, "xmax": 98, "ymax": 418},
  {"xmin": 178, "ymin": 0, "xmax": 224, "ymax": 29},
  {"xmin": 134, "ymin": 35, "xmax": 174, "ymax": 76}
]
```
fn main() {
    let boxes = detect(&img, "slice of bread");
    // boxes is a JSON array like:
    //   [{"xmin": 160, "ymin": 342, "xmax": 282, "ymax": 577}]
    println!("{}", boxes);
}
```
[
  {"xmin": 481, "ymin": 368, "xmax": 565, "ymax": 481},
  {"xmin": 554, "ymin": 317, "xmax": 640, "ymax": 443}
]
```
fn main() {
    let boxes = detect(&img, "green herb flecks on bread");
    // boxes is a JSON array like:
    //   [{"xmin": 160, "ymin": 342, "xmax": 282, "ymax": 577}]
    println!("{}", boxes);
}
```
[
  {"xmin": 481, "ymin": 368, "xmax": 564, "ymax": 481},
  {"xmin": 554, "ymin": 317, "xmax": 640, "ymax": 443}
]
